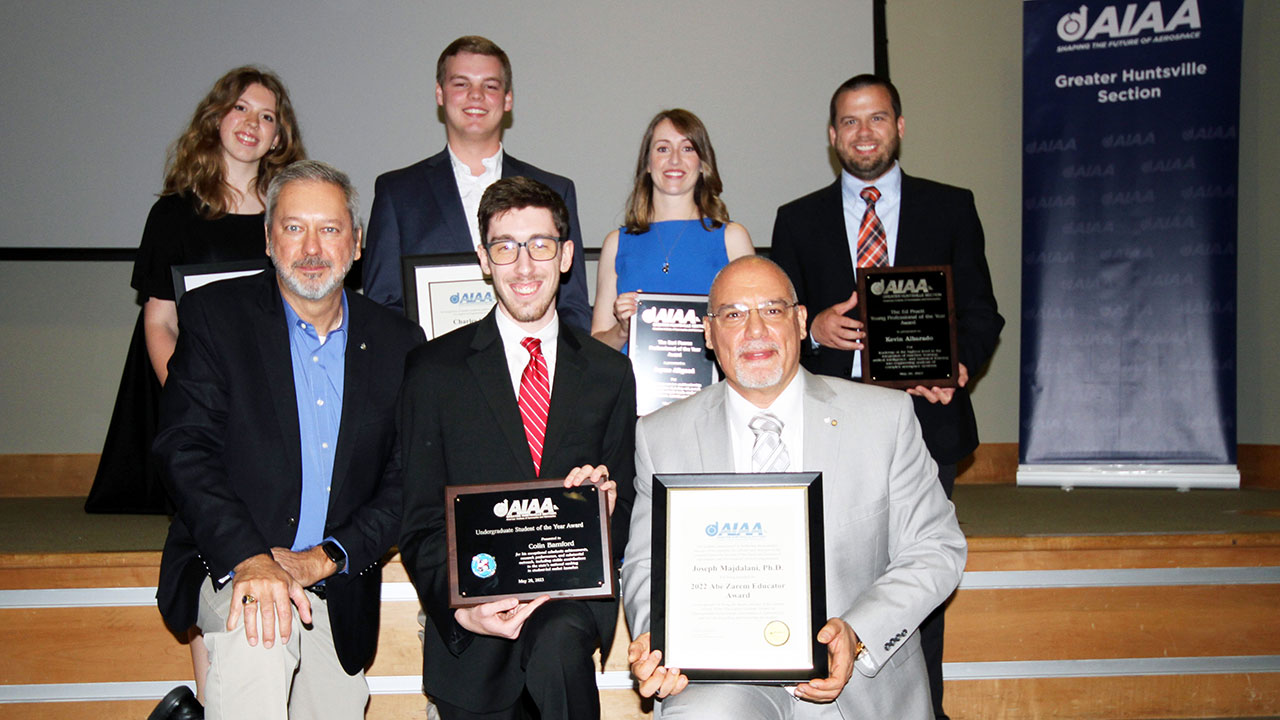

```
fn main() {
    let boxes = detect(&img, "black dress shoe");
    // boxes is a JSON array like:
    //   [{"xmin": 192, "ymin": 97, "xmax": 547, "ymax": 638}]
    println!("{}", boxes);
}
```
[{"xmin": 147, "ymin": 685, "xmax": 203, "ymax": 720}]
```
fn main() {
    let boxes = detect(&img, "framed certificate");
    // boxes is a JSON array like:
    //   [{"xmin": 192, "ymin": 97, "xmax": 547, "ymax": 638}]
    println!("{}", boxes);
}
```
[
  {"xmin": 401, "ymin": 253, "xmax": 495, "ymax": 340},
  {"xmin": 445, "ymin": 479, "xmax": 615, "ymax": 608},
  {"xmin": 651, "ymin": 472, "xmax": 827, "ymax": 683},
  {"xmin": 627, "ymin": 293, "xmax": 719, "ymax": 416},
  {"xmin": 857, "ymin": 265, "xmax": 959, "ymax": 388},
  {"xmin": 171, "ymin": 259, "xmax": 269, "ymax": 304}
]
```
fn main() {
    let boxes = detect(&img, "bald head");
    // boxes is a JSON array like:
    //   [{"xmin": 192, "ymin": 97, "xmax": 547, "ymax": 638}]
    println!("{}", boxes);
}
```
[{"xmin": 705, "ymin": 256, "xmax": 808, "ymax": 407}]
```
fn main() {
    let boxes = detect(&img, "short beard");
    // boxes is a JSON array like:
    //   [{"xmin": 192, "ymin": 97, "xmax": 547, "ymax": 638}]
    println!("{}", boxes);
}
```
[
  {"xmin": 271, "ymin": 251, "xmax": 353, "ymax": 302},
  {"xmin": 732, "ymin": 341, "xmax": 785, "ymax": 389},
  {"xmin": 836, "ymin": 138, "xmax": 900, "ymax": 182}
]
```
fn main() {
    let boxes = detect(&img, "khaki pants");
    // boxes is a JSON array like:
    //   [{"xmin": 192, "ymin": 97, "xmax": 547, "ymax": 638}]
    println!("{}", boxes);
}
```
[{"xmin": 196, "ymin": 577, "xmax": 369, "ymax": 720}]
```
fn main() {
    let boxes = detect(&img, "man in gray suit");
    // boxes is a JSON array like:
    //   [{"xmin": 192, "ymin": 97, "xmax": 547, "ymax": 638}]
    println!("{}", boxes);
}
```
[{"xmin": 620, "ymin": 256, "xmax": 966, "ymax": 718}]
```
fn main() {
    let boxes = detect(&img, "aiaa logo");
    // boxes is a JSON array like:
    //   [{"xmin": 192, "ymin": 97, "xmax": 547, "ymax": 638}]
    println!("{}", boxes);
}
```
[
  {"xmin": 492, "ymin": 497, "xmax": 558, "ymax": 520},
  {"xmin": 870, "ymin": 278, "xmax": 931, "ymax": 296},
  {"xmin": 640, "ymin": 306, "xmax": 700, "ymax": 325},
  {"xmin": 1056, "ymin": 0, "xmax": 1200, "ymax": 42},
  {"xmin": 704, "ymin": 521, "xmax": 765, "ymax": 537},
  {"xmin": 451, "ymin": 290, "xmax": 494, "ymax": 305}
]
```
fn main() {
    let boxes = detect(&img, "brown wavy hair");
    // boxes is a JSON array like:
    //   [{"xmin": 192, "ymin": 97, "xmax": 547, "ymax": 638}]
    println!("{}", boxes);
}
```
[
  {"xmin": 623, "ymin": 109, "xmax": 729, "ymax": 235},
  {"xmin": 161, "ymin": 66, "xmax": 305, "ymax": 219}
]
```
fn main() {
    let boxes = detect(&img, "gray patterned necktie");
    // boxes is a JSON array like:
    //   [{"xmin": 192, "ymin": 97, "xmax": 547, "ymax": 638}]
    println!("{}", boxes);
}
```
[{"xmin": 748, "ymin": 412, "xmax": 790, "ymax": 473}]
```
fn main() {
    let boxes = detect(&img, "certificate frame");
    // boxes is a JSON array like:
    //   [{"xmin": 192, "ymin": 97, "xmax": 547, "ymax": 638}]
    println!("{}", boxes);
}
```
[
  {"xmin": 171, "ymin": 259, "xmax": 269, "ymax": 304},
  {"xmin": 626, "ymin": 292, "xmax": 720, "ymax": 416},
  {"xmin": 401, "ymin": 252, "xmax": 495, "ymax": 340},
  {"xmin": 857, "ymin": 264, "xmax": 959, "ymax": 389},
  {"xmin": 445, "ymin": 478, "xmax": 615, "ymax": 608},
  {"xmin": 651, "ymin": 472, "xmax": 827, "ymax": 683}
]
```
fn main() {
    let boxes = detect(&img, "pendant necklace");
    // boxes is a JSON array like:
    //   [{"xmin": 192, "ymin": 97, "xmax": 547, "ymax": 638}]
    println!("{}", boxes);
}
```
[{"xmin": 659, "ymin": 220, "xmax": 694, "ymax": 274}]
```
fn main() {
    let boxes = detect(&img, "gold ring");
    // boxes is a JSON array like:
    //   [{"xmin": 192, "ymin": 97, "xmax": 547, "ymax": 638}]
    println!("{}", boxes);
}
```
[{"xmin": 242, "ymin": 594, "xmax": 257, "ymax": 605}]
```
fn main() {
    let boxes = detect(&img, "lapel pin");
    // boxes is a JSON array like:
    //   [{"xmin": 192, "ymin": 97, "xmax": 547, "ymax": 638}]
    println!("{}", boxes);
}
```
[
  {"xmin": 360, "ymin": 342, "xmax": 367, "ymax": 350},
  {"xmin": 824, "ymin": 417, "xmax": 838, "ymax": 426}
]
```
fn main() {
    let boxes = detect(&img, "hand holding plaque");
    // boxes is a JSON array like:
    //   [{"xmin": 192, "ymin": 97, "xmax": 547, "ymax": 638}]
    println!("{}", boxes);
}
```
[
  {"xmin": 446, "ymin": 478, "xmax": 615, "ymax": 608},
  {"xmin": 857, "ymin": 265, "xmax": 959, "ymax": 388}
]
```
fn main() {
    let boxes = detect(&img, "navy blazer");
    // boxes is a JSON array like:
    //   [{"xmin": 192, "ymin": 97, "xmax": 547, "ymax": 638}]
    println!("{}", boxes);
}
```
[
  {"xmin": 771, "ymin": 173, "xmax": 1004, "ymax": 465},
  {"xmin": 362, "ymin": 148, "xmax": 592, "ymax": 330},
  {"xmin": 398, "ymin": 309, "xmax": 636, "ymax": 711},
  {"xmin": 154, "ymin": 272, "xmax": 425, "ymax": 674}
]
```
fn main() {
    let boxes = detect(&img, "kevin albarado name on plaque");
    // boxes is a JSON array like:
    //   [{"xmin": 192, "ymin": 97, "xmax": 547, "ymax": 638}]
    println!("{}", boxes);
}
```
[
  {"xmin": 651, "ymin": 472, "xmax": 827, "ymax": 682},
  {"xmin": 857, "ymin": 265, "xmax": 959, "ymax": 389},
  {"xmin": 445, "ymin": 479, "xmax": 614, "ymax": 608}
]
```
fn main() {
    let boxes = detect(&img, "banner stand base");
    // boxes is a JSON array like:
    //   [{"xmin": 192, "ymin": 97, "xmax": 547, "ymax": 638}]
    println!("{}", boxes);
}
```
[{"xmin": 1016, "ymin": 465, "xmax": 1240, "ymax": 491}]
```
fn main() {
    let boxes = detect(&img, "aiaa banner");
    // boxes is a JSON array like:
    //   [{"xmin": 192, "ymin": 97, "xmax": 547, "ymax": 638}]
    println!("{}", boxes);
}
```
[{"xmin": 1020, "ymin": 0, "xmax": 1241, "ymax": 482}]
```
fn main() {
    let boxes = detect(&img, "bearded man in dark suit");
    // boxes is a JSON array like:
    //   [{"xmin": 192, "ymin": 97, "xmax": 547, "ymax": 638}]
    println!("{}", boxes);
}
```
[{"xmin": 770, "ymin": 74, "xmax": 1004, "ymax": 720}]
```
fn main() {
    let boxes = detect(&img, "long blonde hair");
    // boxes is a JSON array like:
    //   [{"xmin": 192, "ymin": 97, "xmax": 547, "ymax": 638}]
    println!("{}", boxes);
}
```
[
  {"xmin": 162, "ymin": 66, "xmax": 305, "ymax": 218},
  {"xmin": 623, "ymin": 109, "xmax": 729, "ymax": 235}
]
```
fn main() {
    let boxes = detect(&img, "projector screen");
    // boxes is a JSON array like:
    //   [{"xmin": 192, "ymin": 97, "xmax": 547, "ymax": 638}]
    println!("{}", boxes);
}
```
[{"xmin": 0, "ymin": 0, "xmax": 873, "ymax": 251}]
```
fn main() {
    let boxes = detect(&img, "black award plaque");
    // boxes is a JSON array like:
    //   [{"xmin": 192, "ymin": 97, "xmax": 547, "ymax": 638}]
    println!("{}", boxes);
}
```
[
  {"xmin": 857, "ymin": 265, "xmax": 959, "ymax": 389},
  {"xmin": 627, "ymin": 293, "xmax": 719, "ymax": 416},
  {"xmin": 445, "ymin": 479, "xmax": 614, "ymax": 608}
]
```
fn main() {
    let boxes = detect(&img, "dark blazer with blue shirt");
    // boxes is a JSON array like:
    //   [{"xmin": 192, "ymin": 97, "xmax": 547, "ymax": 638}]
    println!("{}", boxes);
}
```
[{"xmin": 154, "ymin": 271, "xmax": 425, "ymax": 675}]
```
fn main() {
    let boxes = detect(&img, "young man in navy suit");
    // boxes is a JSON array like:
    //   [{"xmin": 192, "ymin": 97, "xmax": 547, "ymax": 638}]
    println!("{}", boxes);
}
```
[
  {"xmin": 771, "ymin": 74, "xmax": 1004, "ymax": 720},
  {"xmin": 362, "ymin": 36, "xmax": 592, "ymax": 329}
]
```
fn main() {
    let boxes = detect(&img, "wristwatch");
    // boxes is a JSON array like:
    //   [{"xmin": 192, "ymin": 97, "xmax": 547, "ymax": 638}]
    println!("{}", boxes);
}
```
[{"xmin": 320, "ymin": 540, "xmax": 347, "ymax": 572}]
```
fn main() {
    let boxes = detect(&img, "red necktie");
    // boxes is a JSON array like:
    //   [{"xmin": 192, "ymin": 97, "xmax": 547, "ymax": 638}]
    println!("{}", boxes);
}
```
[
  {"xmin": 857, "ymin": 186, "xmax": 888, "ymax": 268},
  {"xmin": 518, "ymin": 337, "xmax": 550, "ymax": 475}
]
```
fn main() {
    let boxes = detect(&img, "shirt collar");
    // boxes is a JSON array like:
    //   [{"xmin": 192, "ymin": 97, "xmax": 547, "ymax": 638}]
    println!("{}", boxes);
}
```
[
  {"xmin": 841, "ymin": 160, "xmax": 902, "ymax": 203},
  {"xmin": 724, "ymin": 369, "xmax": 806, "ymax": 422},
  {"xmin": 281, "ymin": 289, "xmax": 349, "ymax": 343},
  {"xmin": 448, "ymin": 143, "xmax": 504, "ymax": 182},
  {"xmin": 494, "ymin": 304, "xmax": 559, "ymax": 349}
]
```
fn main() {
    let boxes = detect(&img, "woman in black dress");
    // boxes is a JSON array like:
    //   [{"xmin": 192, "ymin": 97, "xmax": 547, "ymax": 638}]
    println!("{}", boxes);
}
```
[{"xmin": 86, "ymin": 66, "xmax": 304, "ymax": 712}]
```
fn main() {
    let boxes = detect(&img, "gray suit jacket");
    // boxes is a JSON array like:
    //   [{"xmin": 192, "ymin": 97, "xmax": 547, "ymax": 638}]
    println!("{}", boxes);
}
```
[{"xmin": 621, "ymin": 370, "xmax": 966, "ymax": 718}]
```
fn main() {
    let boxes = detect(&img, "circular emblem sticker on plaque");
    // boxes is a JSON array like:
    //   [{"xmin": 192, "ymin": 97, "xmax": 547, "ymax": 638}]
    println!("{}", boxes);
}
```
[
  {"xmin": 471, "ymin": 553, "xmax": 497, "ymax": 579},
  {"xmin": 764, "ymin": 620, "xmax": 790, "ymax": 646}
]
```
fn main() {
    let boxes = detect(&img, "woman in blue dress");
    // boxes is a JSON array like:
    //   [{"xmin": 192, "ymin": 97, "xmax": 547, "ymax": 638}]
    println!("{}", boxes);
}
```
[{"xmin": 591, "ymin": 109, "xmax": 754, "ymax": 350}]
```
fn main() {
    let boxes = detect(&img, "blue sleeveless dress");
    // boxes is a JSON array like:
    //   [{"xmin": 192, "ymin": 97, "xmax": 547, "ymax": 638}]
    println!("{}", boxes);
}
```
[{"xmin": 614, "ymin": 219, "xmax": 729, "ymax": 297}]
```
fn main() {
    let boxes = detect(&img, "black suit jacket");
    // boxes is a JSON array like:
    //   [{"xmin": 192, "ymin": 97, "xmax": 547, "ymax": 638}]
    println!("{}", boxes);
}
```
[
  {"xmin": 362, "ymin": 148, "xmax": 592, "ymax": 330},
  {"xmin": 771, "ymin": 172, "xmax": 1003, "ymax": 465},
  {"xmin": 154, "ymin": 272, "xmax": 425, "ymax": 675},
  {"xmin": 398, "ymin": 309, "xmax": 636, "ymax": 711}
]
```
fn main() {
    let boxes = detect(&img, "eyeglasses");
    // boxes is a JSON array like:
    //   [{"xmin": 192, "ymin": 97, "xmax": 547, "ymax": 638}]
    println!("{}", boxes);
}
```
[
  {"xmin": 483, "ymin": 237, "xmax": 562, "ymax": 265},
  {"xmin": 705, "ymin": 301, "xmax": 798, "ymax": 327}
]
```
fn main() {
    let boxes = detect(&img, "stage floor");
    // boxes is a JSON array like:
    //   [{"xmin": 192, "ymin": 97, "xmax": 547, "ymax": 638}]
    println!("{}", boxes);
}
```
[{"xmin": 3, "ymin": 485, "xmax": 1280, "ymax": 554}]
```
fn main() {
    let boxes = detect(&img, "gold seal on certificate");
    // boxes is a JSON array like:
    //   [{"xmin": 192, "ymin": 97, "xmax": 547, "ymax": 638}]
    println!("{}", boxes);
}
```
[{"xmin": 650, "ymin": 472, "xmax": 828, "ymax": 683}]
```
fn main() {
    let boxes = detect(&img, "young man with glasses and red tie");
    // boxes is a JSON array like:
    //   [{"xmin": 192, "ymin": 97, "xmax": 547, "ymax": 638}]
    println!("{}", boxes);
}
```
[{"xmin": 398, "ymin": 176, "xmax": 636, "ymax": 720}]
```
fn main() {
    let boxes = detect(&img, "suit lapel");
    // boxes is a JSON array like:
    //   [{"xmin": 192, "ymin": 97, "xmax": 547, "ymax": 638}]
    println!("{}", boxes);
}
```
[
  {"xmin": 820, "ymin": 180, "xmax": 857, "ymax": 282},
  {"xmin": 894, "ymin": 172, "xmax": 924, "ymax": 266},
  {"xmin": 692, "ymin": 384, "xmax": 733, "ymax": 472},
  {"xmin": 799, "ymin": 371, "xmax": 843, "ymax": 477},
  {"xmin": 541, "ymin": 322, "xmax": 583, "ymax": 476},
  {"xmin": 468, "ymin": 311, "xmax": 538, "ymax": 477},
  {"xmin": 329, "ymin": 294, "xmax": 369, "ymax": 505},
  {"xmin": 253, "ymin": 278, "xmax": 303, "ymax": 488},
  {"xmin": 424, "ymin": 149, "xmax": 474, "ymax": 253}
]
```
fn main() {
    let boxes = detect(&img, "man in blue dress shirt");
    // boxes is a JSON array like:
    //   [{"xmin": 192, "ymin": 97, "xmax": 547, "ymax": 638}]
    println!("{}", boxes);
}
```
[{"xmin": 154, "ymin": 160, "xmax": 424, "ymax": 719}]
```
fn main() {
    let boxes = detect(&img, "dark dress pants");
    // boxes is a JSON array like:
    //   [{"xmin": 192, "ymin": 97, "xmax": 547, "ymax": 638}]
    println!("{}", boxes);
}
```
[{"xmin": 434, "ymin": 600, "xmax": 601, "ymax": 720}]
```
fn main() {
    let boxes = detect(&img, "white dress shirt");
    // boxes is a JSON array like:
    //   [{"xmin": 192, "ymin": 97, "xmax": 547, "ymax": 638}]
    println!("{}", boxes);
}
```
[
  {"xmin": 724, "ymin": 372, "xmax": 806, "ymax": 472},
  {"xmin": 494, "ymin": 306, "xmax": 559, "ymax": 399},
  {"xmin": 448, "ymin": 144, "xmax": 504, "ymax": 248}
]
